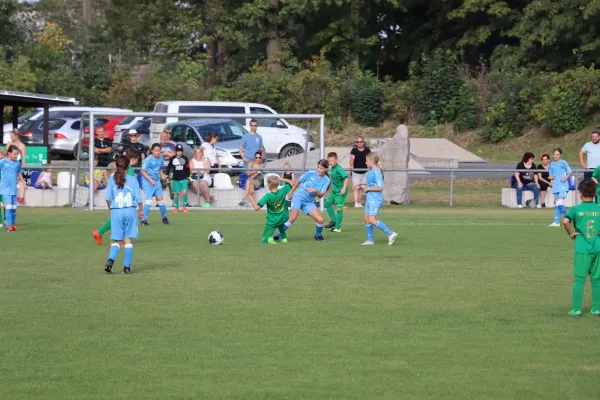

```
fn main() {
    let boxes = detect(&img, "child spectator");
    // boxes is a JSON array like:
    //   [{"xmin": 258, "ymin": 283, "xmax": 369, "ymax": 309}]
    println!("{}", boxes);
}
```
[
  {"xmin": 562, "ymin": 179, "xmax": 600, "ymax": 316},
  {"xmin": 166, "ymin": 144, "xmax": 191, "ymax": 212},
  {"xmin": 85, "ymin": 158, "xmax": 108, "ymax": 194},
  {"xmin": 36, "ymin": 168, "xmax": 53, "ymax": 189}
]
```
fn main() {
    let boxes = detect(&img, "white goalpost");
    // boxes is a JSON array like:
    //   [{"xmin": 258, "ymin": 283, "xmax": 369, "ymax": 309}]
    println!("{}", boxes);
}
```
[{"xmin": 72, "ymin": 112, "xmax": 327, "ymax": 211}]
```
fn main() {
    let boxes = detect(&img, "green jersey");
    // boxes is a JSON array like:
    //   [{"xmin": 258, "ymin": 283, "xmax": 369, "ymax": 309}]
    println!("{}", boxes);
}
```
[
  {"xmin": 330, "ymin": 164, "xmax": 348, "ymax": 194},
  {"xmin": 566, "ymin": 201, "xmax": 600, "ymax": 253},
  {"xmin": 593, "ymin": 166, "xmax": 600, "ymax": 194},
  {"xmin": 127, "ymin": 166, "xmax": 135, "ymax": 176},
  {"xmin": 258, "ymin": 183, "xmax": 291, "ymax": 226}
]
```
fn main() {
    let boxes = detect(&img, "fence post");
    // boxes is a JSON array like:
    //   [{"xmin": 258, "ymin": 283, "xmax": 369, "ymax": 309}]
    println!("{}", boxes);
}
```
[
  {"xmin": 575, "ymin": 170, "xmax": 579, "ymax": 206},
  {"xmin": 449, "ymin": 169, "xmax": 455, "ymax": 208}
]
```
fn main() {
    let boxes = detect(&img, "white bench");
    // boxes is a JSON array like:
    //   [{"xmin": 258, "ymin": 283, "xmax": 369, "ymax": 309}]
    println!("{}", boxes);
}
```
[{"xmin": 501, "ymin": 188, "xmax": 579, "ymax": 208}]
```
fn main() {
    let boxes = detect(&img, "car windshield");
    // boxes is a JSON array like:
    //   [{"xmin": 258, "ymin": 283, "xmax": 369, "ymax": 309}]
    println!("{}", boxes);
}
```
[
  {"xmin": 192, "ymin": 120, "xmax": 246, "ymax": 142},
  {"xmin": 119, "ymin": 116, "xmax": 137, "ymax": 125},
  {"xmin": 18, "ymin": 109, "xmax": 40, "ymax": 124}
]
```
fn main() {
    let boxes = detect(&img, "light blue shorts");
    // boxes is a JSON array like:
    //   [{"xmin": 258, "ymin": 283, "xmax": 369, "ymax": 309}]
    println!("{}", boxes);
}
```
[
  {"xmin": 110, "ymin": 208, "xmax": 138, "ymax": 241},
  {"xmin": 142, "ymin": 179, "xmax": 163, "ymax": 199},
  {"xmin": 365, "ymin": 200, "xmax": 383, "ymax": 216},
  {"xmin": 554, "ymin": 191, "xmax": 568, "ymax": 200},
  {"xmin": 291, "ymin": 194, "xmax": 317, "ymax": 215}
]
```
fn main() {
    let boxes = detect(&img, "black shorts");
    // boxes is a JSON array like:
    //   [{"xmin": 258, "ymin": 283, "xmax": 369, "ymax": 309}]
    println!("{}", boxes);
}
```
[{"xmin": 539, "ymin": 181, "xmax": 550, "ymax": 191}]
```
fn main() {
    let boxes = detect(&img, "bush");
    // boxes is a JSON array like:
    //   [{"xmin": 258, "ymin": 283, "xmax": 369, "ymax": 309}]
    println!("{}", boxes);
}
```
[
  {"xmin": 410, "ymin": 49, "xmax": 462, "ymax": 124},
  {"xmin": 382, "ymin": 77, "xmax": 415, "ymax": 122},
  {"xmin": 531, "ymin": 86, "xmax": 585, "ymax": 136},
  {"xmin": 453, "ymin": 82, "xmax": 478, "ymax": 132},
  {"xmin": 339, "ymin": 71, "xmax": 385, "ymax": 126}
]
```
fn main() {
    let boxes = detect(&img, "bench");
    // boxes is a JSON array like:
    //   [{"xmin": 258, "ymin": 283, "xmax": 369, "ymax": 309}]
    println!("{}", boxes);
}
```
[{"xmin": 501, "ymin": 188, "xmax": 579, "ymax": 208}]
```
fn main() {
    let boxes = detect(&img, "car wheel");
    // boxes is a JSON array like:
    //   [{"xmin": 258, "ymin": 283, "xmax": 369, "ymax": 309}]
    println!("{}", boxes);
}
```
[
  {"xmin": 74, "ymin": 144, "xmax": 89, "ymax": 161},
  {"xmin": 279, "ymin": 144, "xmax": 303, "ymax": 159}
]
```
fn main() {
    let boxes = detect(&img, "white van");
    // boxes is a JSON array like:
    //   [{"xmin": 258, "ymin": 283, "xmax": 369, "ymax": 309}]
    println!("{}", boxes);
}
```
[
  {"xmin": 149, "ymin": 101, "xmax": 315, "ymax": 159},
  {"xmin": 2, "ymin": 106, "xmax": 132, "ymax": 143}
]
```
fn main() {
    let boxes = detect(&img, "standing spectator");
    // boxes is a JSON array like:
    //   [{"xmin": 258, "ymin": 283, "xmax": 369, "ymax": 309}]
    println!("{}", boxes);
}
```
[
  {"xmin": 513, "ymin": 152, "xmax": 541, "ymax": 208},
  {"xmin": 239, "ymin": 119, "xmax": 265, "ymax": 168},
  {"xmin": 166, "ymin": 144, "xmax": 191, "ymax": 213},
  {"xmin": 159, "ymin": 128, "xmax": 176, "ymax": 201},
  {"xmin": 537, "ymin": 153, "xmax": 552, "ymax": 208},
  {"xmin": 201, "ymin": 132, "xmax": 220, "ymax": 173},
  {"xmin": 349, "ymin": 136, "xmax": 371, "ymax": 208},
  {"xmin": 6, "ymin": 129, "xmax": 27, "ymax": 203},
  {"xmin": 579, "ymin": 130, "xmax": 600, "ymax": 179},
  {"xmin": 94, "ymin": 127, "xmax": 113, "ymax": 167}
]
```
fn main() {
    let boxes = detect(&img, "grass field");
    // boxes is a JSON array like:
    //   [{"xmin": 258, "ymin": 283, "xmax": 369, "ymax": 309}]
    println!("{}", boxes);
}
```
[{"xmin": 2, "ymin": 207, "xmax": 600, "ymax": 399}]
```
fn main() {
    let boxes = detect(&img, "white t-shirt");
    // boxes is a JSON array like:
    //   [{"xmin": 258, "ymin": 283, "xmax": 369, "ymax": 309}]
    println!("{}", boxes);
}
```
[
  {"xmin": 201, "ymin": 142, "xmax": 217, "ymax": 166},
  {"xmin": 581, "ymin": 141, "xmax": 600, "ymax": 169}
]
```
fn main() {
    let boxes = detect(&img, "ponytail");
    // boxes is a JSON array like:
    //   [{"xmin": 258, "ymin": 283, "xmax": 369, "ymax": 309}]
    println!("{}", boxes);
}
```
[{"xmin": 114, "ymin": 155, "xmax": 130, "ymax": 189}]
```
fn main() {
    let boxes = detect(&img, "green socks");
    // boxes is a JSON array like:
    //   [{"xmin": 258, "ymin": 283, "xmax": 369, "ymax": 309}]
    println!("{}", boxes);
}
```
[
  {"xmin": 98, "ymin": 220, "xmax": 111, "ymax": 236},
  {"xmin": 325, "ymin": 203, "xmax": 336, "ymax": 221},
  {"xmin": 572, "ymin": 276, "xmax": 586, "ymax": 312},
  {"xmin": 174, "ymin": 197, "xmax": 180, "ymax": 209},
  {"xmin": 592, "ymin": 278, "xmax": 600, "ymax": 311},
  {"xmin": 183, "ymin": 194, "xmax": 188, "ymax": 206},
  {"xmin": 335, "ymin": 209, "xmax": 344, "ymax": 229}
]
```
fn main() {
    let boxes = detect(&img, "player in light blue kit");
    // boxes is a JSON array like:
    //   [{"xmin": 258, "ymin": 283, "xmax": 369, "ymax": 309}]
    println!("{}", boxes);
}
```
[
  {"xmin": 140, "ymin": 143, "xmax": 169, "ymax": 226},
  {"xmin": 548, "ymin": 148, "xmax": 572, "ymax": 227},
  {"xmin": 0, "ymin": 145, "xmax": 25, "ymax": 232},
  {"xmin": 354, "ymin": 152, "xmax": 398, "ymax": 245},
  {"xmin": 104, "ymin": 156, "xmax": 143, "ymax": 274},
  {"xmin": 274, "ymin": 159, "xmax": 331, "ymax": 242}
]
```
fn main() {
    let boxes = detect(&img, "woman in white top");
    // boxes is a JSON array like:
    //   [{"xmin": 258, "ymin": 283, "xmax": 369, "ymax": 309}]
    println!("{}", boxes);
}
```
[
  {"xmin": 201, "ymin": 132, "xmax": 220, "ymax": 173},
  {"xmin": 239, "ymin": 151, "xmax": 264, "ymax": 206},
  {"xmin": 190, "ymin": 147, "xmax": 214, "ymax": 207}
]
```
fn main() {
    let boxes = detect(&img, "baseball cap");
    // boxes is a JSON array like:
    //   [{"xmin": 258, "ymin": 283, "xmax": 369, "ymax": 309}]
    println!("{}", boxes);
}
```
[
  {"xmin": 175, "ymin": 144, "xmax": 184, "ymax": 151},
  {"xmin": 127, "ymin": 129, "xmax": 138, "ymax": 135}
]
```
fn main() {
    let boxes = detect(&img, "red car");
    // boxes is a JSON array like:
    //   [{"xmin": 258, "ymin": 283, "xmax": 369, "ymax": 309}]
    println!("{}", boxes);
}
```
[{"xmin": 81, "ymin": 116, "xmax": 125, "ymax": 146}]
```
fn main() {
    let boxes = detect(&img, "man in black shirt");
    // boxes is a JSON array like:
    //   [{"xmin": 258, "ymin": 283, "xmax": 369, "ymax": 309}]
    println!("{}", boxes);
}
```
[
  {"xmin": 166, "ymin": 144, "xmax": 191, "ymax": 212},
  {"xmin": 349, "ymin": 135, "xmax": 371, "ymax": 208},
  {"xmin": 93, "ymin": 127, "xmax": 113, "ymax": 167}
]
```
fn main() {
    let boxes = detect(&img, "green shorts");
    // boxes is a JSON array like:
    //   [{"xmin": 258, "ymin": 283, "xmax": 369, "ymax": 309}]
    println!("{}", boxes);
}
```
[
  {"xmin": 573, "ymin": 253, "xmax": 600, "ymax": 278},
  {"xmin": 171, "ymin": 179, "xmax": 189, "ymax": 194},
  {"xmin": 326, "ymin": 192, "xmax": 347, "ymax": 209}
]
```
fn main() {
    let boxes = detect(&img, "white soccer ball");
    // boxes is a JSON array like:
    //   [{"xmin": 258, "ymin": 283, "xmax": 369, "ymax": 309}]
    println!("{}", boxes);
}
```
[{"xmin": 208, "ymin": 230, "xmax": 224, "ymax": 245}]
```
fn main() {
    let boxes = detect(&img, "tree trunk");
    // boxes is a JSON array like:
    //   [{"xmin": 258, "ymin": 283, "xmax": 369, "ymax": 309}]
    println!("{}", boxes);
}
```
[
  {"xmin": 349, "ymin": 0, "xmax": 360, "ymax": 68},
  {"xmin": 266, "ymin": 0, "xmax": 282, "ymax": 73},
  {"xmin": 205, "ymin": 39, "xmax": 218, "ymax": 86},
  {"xmin": 217, "ymin": 39, "xmax": 228, "ymax": 70}
]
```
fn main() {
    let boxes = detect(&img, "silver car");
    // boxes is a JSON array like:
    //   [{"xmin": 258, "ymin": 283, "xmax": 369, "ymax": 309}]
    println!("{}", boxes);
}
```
[
  {"xmin": 166, "ymin": 119, "xmax": 246, "ymax": 169},
  {"xmin": 49, "ymin": 118, "xmax": 105, "ymax": 160}
]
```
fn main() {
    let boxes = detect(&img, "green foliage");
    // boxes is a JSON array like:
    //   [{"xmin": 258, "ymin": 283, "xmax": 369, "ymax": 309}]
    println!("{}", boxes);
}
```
[
  {"xmin": 454, "ymin": 82, "xmax": 479, "ymax": 132},
  {"xmin": 339, "ymin": 71, "xmax": 385, "ymax": 126},
  {"xmin": 381, "ymin": 77, "xmax": 414, "ymax": 122},
  {"xmin": 411, "ymin": 49, "xmax": 462, "ymax": 125}
]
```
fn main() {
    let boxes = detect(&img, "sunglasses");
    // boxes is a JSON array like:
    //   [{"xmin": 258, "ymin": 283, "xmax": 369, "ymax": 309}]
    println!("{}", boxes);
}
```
[
  {"xmin": 255, "ymin": 157, "xmax": 262, "ymax": 159},
  {"xmin": 356, "ymin": 141, "xmax": 364, "ymax": 144},
  {"xmin": 250, "ymin": 124, "xmax": 258, "ymax": 127}
]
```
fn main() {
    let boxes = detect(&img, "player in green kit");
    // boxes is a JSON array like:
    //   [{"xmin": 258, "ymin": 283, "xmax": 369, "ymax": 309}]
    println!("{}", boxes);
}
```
[
  {"xmin": 562, "ymin": 179, "xmax": 600, "ymax": 316},
  {"xmin": 92, "ymin": 148, "xmax": 140, "ymax": 245},
  {"xmin": 324, "ymin": 152, "xmax": 348, "ymax": 232},
  {"xmin": 249, "ymin": 174, "xmax": 295, "ymax": 244},
  {"xmin": 590, "ymin": 164, "xmax": 600, "ymax": 204}
]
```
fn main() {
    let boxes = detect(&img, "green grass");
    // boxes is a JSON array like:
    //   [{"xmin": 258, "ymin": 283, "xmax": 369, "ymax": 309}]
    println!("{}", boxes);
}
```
[{"xmin": 2, "ymin": 207, "xmax": 600, "ymax": 399}]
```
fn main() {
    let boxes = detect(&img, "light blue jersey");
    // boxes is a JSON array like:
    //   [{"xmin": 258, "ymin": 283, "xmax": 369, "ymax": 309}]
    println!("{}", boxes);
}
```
[
  {"xmin": 0, "ymin": 159, "xmax": 22, "ymax": 197},
  {"xmin": 142, "ymin": 155, "xmax": 163, "ymax": 182},
  {"xmin": 549, "ymin": 160, "xmax": 571, "ymax": 195},
  {"xmin": 296, "ymin": 170, "xmax": 331, "ymax": 201},
  {"xmin": 106, "ymin": 175, "xmax": 142, "ymax": 241},
  {"xmin": 366, "ymin": 168, "xmax": 384, "ymax": 203}
]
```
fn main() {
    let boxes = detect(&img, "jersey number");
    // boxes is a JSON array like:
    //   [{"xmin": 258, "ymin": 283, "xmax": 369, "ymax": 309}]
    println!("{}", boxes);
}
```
[
  {"xmin": 175, "ymin": 166, "xmax": 183, "ymax": 170},
  {"xmin": 586, "ymin": 220, "xmax": 596, "ymax": 239},
  {"xmin": 114, "ymin": 192, "xmax": 133, "ymax": 208}
]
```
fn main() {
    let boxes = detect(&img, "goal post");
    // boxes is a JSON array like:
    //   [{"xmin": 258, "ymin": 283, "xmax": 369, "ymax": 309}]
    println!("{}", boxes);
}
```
[{"xmin": 73, "ymin": 111, "xmax": 327, "ymax": 211}]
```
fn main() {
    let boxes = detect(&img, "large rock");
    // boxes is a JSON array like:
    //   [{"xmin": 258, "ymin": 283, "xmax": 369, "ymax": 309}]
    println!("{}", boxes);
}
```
[{"xmin": 379, "ymin": 125, "xmax": 410, "ymax": 205}]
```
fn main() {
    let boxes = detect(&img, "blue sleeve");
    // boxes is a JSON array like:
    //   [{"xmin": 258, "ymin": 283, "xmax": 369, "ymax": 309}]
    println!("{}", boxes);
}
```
[
  {"xmin": 259, "ymin": 134, "xmax": 264, "ymax": 148},
  {"xmin": 376, "ymin": 169, "xmax": 384, "ymax": 188},
  {"xmin": 142, "ymin": 157, "xmax": 151, "ymax": 171},
  {"xmin": 241, "ymin": 134, "xmax": 247, "ymax": 148},
  {"xmin": 564, "ymin": 161, "xmax": 572, "ymax": 174},
  {"xmin": 299, "ymin": 172, "xmax": 309, "ymax": 183},
  {"xmin": 17, "ymin": 163, "xmax": 22, "ymax": 174},
  {"xmin": 318, "ymin": 176, "xmax": 330, "ymax": 193},
  {"xmin": 105, "ymin": 178, "xmax": 115, "ymax": 202},
  {"xmin": 133, "ymin": 177, "xmax": 142, "ymax": 205}
]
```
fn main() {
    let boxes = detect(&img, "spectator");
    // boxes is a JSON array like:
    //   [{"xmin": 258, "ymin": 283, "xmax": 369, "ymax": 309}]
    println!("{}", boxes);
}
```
[
  {"xmin": 6, "ymin": 129, "xmax": 27, "ymax": 203},
  {"xmin": 513, "ymin": 152, "xmax": 541, "ymax": 208},
  {"xmin": 239, "ymin": 119, "xmax": 265, "ymax": 168},
  {"xmin": 85, "ymin": 158, "xmax": 108, "ymax": 197},
  {"xmin": 36, "ymin": 168, "xmax": 53, "ymax": 189},
  {"xmin": 579, "ymin": 130, "xmax": 600, "ymax": 179},
  {"xmin": 239, "ymin": 151, "xmax": 264, "ymax": 206},
  {"xmin": 94, "ymin": 127, "xmax": 113, "ymax": 167},
  {"xmin": 117, "ymin": 129, "xmax": 146, "ymax": 160},
  {"xmin": 189, "ymin": 147, "xmax": 213, "ymax": 207},
  {"xmin": 349, "ymin": 135, "xmax": 371, "ymax": 208},
  {"xmin": 537, "ymin": 153, "xmax": 552, "ymax": 208},
  {"xmin": 282, "ymin": 159, "xmax": 294, "ymax": 180},
  {"xmin": 159, "ymin": 128, "xmax": 177, "ymax": 201},
  {"xmin": 201, "ymin": 132, "xmax": 220, "ymax": 174}
]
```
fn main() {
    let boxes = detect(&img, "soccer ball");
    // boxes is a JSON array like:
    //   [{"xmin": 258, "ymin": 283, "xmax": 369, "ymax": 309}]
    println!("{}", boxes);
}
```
[{"xmin": 208, "ymin": 230, "xmax": 224, "ymax": 245}]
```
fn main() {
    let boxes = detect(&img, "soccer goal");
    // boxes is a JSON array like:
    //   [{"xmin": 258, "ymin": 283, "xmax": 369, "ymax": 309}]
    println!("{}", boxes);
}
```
[{"xmin": 71, "ymin": 111, "xmax": 327, "ymax": 211}]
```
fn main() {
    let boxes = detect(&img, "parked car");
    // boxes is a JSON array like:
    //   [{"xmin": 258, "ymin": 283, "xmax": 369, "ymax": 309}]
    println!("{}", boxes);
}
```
[
  {"xmin": 150, "ymin": 101, "xmax": 315, "ymax": 159},
  {"xmin": 18, "ymin": 119, "xmax": 59, "ymax": 145},
  {"xmin": 165, "ymin": 119, "xmax": 248, "ymax": 169},
  {"xmin": 113, "ymin": 117, "xmax": 151, "ymax": 148},
  {"xmin": 114, "ymin": 116, "xmax": 144, "ymax": 140},
  {"xmin": 82, "ymin": 116, "xmax": 125, "ymax": 141},
  {"xmin": 50, "ymin": 118, "xmax": 106, "ymax": 160},
  {"xmin": 3, "ymin": 106, "xmax": 132, "ymax": 142}
]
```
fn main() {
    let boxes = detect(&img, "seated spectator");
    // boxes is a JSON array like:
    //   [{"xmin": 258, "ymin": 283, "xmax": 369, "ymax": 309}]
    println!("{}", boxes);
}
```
[
  {"xmin": 85, "ymin": 158, "xmax": 108, "ymax": 193},
  {"xmin": 512, "ymin": 152, "xmax": 540, "ymax": 208},
  {"xmin": 537, "ymin": 153, "xmax": 552, "ymax": 207},
  {"xmin": 282, "ymin": 159, "xmax": 294, "ymax": 180},
  {"xmin": 36, "ymin": 168, "xmax": 53, "ymax": 189},
  {"xmin": 116, "ymin": 129, "xmax": 147, "ymax": 160},
  {"xmin": 239, "ymin": 151, "xmax": 264, "ymax": 206},
  {"xmin": 189, "ymin": 147, "xmax": 214, "ymax": 208}
]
